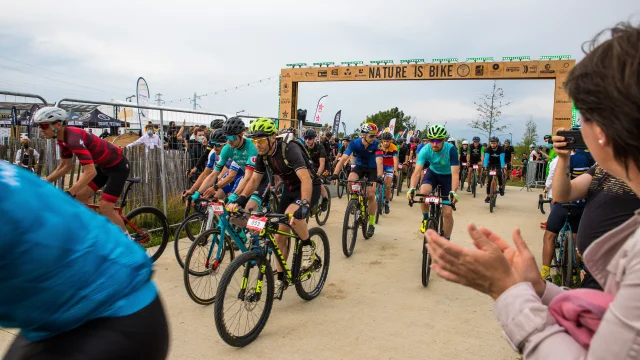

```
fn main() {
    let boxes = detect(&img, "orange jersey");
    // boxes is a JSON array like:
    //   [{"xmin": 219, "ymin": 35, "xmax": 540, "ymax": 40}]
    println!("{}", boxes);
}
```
[{"xmin": 382, "ymin": 143, "xmax": 398, "ymax": 167}]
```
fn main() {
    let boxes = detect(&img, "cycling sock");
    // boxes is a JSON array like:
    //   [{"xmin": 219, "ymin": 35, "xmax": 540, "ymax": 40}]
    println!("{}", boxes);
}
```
[
  {"xmin": 301, "ymin": 238, "xmax": 312, "ymax": 247},
  {"xmin": 541, "ymin": 265, "xmax": 550, "ymax": 278},
  {"xmin": 277, "ymin": 272, "xmax": 284, "ymax": 281},
  {"xmin": 385, "ymin": 200, "xmax": 389, "ymax": 205},
  {"xmin": 369, "ymin": 215, "xmax": 375, "ymax": 225},
  {"xmin": 423, "ymin": 213, "xmax": 429, "ymax": 221}
]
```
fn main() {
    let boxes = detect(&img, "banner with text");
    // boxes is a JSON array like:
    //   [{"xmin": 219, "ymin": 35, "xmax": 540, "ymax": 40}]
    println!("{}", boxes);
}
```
[
  {"xmin": 313, "ymin": 95, "xmax": 328, "ymax": 124},
  {"xmin": 388, "ymin": 118, "xmax": 396, "ymax": 135},
  {"xmin": 136, "ymin": 77, "xmax": 150, "ymax": 130},
  {"xmin": 332, "ymin": 110, "xmax": 341, "ymax": 137}
]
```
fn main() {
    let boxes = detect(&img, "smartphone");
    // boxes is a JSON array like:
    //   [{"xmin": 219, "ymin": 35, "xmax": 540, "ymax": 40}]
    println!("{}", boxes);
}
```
[{"xmin": 556, "ymin": 130, "xmax": 587, "ymax": 150}]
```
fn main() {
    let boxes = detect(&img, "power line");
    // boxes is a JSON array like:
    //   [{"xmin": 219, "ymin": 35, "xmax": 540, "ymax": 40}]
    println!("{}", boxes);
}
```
[
  {"xmin": 164, "ymin": 75, "xmax": 279, "ymax": 105},
  {"xmin": 190, "ymin": 92, "xmax": 201, "ymax": 110},
  {"xmin": 155, "ymin": 93, "xmax": 165, "ymax": 106},
  {"xmin": 0, "ymin": 55, "xmax": 132, "ymax": 94}
]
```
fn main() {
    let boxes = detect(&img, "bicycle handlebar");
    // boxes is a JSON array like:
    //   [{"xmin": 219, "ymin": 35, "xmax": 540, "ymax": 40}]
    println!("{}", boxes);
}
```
[
  {"xmin": 408, "ymin": 193, "xmax": 457, "ymax": 211},
  {"xmin": 538, "ymin": 194, "xmax": 552, "ymax": 215}
]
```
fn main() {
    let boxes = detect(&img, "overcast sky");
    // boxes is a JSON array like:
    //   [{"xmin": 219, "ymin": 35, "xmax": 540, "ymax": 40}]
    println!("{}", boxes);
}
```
[{"xmin": 1, "ymin": 0, "xmax": 638, "ymax": 143}]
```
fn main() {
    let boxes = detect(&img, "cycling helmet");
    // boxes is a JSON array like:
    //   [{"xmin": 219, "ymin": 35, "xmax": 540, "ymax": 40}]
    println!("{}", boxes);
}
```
[
  {"xmin": 421, "ymin": 133, "xmax": 429, "ymax": 139},
  {"xmin": 380, "ymin": 132, "xmax": 393, "ymax": 141},
  {"xmin": 411, "ymin": 136, "xmax": 419, "ymax": 143},
  {"xmin": 472, "ymin": 136, "xmax": 480, "ymax": 142},
  {"xmin": 482, "ymin": 143, "xmax": 488, "ymax": 147},
  {"xmin": 222, "ymin": 117, "xmax": 246, "ymax": 136},
  {"xmin": 34, "ymin": 107, "xmax": 67, "ymax": 124},
  {"xmin": 247, "ymin": 117, "xmax": 277, "ymax": 137},
  {"xmin": 359, "ymin": 123, "xmax": 378, "ymax": 135},
  {"xmin": 351, "ymin": 133, "xmax": 360, "ymax": 139},
  {"xmin": 208, "ymin": 129, "xmax": 226, "ymax": 145},
  {"xmin": 426, "ymin": 124, "xmax": 448, "ymax": 140},
  {"xmin": 304, "ymin": 128, "xmax": 317, "ymax": 139},
  {"xmin": 210, "ymin": 119, "xmax": 224, "ymax": 129},
  {"xmin": 490, "ymin": 136, "xmax": 498, "ymax": 142},
  {"xmin": 341, "ymin": 136, "xmax": 351, "ymax": 142},
  {"xmin": 529, "ymin": 144, "xmax": 535, "ymax": 148},
  {"xmin": 448, "ymin": 137, "xmax": 456, "ymax": 143},
  {"xmin": 462, "ymin": 140, "xmax": 469, "ymax": 145}
]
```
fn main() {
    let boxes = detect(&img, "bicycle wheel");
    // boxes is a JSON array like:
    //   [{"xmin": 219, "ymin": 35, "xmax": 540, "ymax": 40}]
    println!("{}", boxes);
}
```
[
  {"xmin": 295, "ymin": 227, "xmax": 331, "ymax": 300},
  {"xmin": 407, "ymin": 168, "xmax": 412, "ymax": 189},
  {"xmin": 422, "ymin": 219, "xmax": 437, "ymax": 287},
  {"xmin": 214, "ymin": 251, "xmax": 274, "ymax": 347},
  {"xmin": 471, "ymin": 172, "xmax": 477, "ymax": 198},
  {"xmin": 490, "ymin": 179, "xmax": 496, "ymax": 213},
  {"xmin": 183, "ymin": 229, "xmax": 235, "ymax": 305},
  {"xmin": 375, "ymin": 187, "xmax": 381, "ymax": 225},
  {"xmin": 390, "ymin": 178, "xmax": 395, "ymax": 201},
  {"xmin": 124, "ymin": 206, "xmax": 169, "ymax": 262},
  {"xmin": 315, "ymin": 185, "xmax": 331, "ymax": 226},
  {"xmin": 342, "ymin": 199, "xmax": 359, "ymax": 257},
  {"xmin": 362, "ymin": 201, "xmax": 371, "ymax": 240},
  {"xmin": 268, "ymin": 190, "xmax": 279, "ymax": 213},
  {"xmin": 337, "ymin": 172, "xmax": 346, "ymax": 199},
  {"xmin": 397, "ymin": 171, "xmax": 403, "ymax": 196},
  {"xmin": 561, "ymin": 233, "xmax": 575, "ymax": 288},
  {"xmin": 174, "ymin": 212, "xmax": 207, "ymax": 268}
]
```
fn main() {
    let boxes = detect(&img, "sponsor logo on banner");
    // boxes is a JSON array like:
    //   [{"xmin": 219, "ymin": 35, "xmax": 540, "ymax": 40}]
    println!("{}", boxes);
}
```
[
  {"xmin": 136, "ymin": 77, "xmax": 150, "ymax": 129},
  {"xmin": 97, "ymin": 114, "xmax": 111, "ymax": 121},
  {"xmin": 388, "ymin": 118, "xmax": 396, "ymax": 134},
  {"xmin": 506, "ymin": 66, "xmax": 520, "ymax": 73},
  {"xmin": 332, "ymin": 110, "xmax": 341, "ymax": 138},
  {"xmin": 318, "ymin": 70, "xmax": 328, "ymax": 77},
  {"xmin": 313, "ymin": 95, "xmax": 328, "ymax": 124},
  {"xmin": 457, "ymin": 64, "xmax": 470, "ymax": 77},
  {"xmin": 540, "ymin": 64, "xmax": 556, "ymax": 74},
  {"xmin": 475, "ymin": 65, "xmax": 485, "ymax": 76}
]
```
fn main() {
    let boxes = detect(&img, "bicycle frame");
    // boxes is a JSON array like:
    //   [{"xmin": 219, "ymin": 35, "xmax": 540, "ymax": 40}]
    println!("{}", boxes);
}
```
[{"xmin": 345, "ymin": 179, "xmax": 372, "ymax": 219}]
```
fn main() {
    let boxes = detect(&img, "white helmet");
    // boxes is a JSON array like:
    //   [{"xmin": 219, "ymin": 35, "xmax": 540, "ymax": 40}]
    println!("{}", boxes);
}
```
[
  {"xmin": 462, "ymin": 140, "xmax": 469, "ymax": 145},
  {"xmin": 34, "ymin": 107, "xmax": 67, "ymax": 124},
  {"xmin": 529, "ymin": 144, "xmax": 535, "ymax": 148},
  {"xmin": 448, "ymin": 137, "xmax": 456, "ymax": 142}
]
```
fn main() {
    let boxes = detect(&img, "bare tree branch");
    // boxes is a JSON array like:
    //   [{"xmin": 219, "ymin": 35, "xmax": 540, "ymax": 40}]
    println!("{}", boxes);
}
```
[{"xmin": 468, "ymin": 81, "xmax": 511, "ymax": 140}]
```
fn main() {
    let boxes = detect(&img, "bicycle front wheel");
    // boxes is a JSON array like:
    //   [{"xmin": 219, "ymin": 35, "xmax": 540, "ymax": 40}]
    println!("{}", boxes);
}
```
[
  {"xmin": 174, "ymin": 212, "xmax": 207, "ymax": 268},
  {"xmin": 342, "ymin": 199, "xmax": 359, "ymax": 257},
  {"xmin": 337, "ymin": 172, "xmax": 346, "ymax": 199},
  {"xmin": 471, "ymin": 172, "xmax": 477, "ymax": 198},
  {"xmin": 561, "ymin": 233, "xmax": 575, "ymax": 288},
  {"xmin": 214, "ymin": 251, "xmax": 274, "ymax": 347},
  {"xmin": 397, "ymin": 171, "xmax": 404, "ymax": 196},
  {"xmin": 490, "ymin": 180, "xmax": 496, "ymax": 213},
  {"xmin": 124, "ymin": 206, "xmax": 169, "ymax": 262},
  {"xmin": 295, "ymin": 227, "xmax": 331, "ymax": 300},
  {"xmin": 315, "ymin": 185, "xmax": 331, "ymax": 226},
  {"xmin": 422, "ymin": 219, "xmax": 437, "ymax": 287}
]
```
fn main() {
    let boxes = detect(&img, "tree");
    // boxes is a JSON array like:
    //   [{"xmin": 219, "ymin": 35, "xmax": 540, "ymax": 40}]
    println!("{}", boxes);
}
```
[
  {"xmin": 468, "ymin": 81, "xmax": 511, "ymax": 141},
  {"xmin": 521, "ymin": 117, "xmax": 538, "ymax": 147},
  {"xmin": 364, "ymin": 107, "xmax": 416, "ymax": 133}
]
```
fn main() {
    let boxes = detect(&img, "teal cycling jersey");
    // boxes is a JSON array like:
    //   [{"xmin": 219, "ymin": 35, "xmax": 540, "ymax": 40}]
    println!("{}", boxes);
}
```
[
  {"xmin": 0, "ymin": 162, "xmax": 157, "ymax": 342},
  {"xmin": 416, "ymin": 141, "xmax": 459, "ymax": 175},
  {"xmin": 214, "ymin": 139, "xmax": 258, "ymax": 173}
]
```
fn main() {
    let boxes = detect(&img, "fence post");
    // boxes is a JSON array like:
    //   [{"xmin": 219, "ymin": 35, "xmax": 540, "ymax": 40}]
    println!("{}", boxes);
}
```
[{"xmin": 159, "ymin": 110, "xmax": 168, "ymax": 215}]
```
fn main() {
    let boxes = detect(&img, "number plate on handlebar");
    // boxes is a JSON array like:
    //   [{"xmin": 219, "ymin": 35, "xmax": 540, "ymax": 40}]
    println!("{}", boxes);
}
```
[
  {"xmin": 462, "ymin": 162, "xmax": 468, "ymax": 166},
  {"xmin": 351, "ymin": 184, "xmax": 361, "ymax": 192},
  {"xmin": 473, "ymin": 165, "xmax": 479, "ymax": 169},
  {"xmin": 211, "ymin": 202, "xmax": 224, "ymax": 215},
  {"xmin": 425, "ymin": 197, "xmax": 440, "ymax": 204},
  {"xmin": 398, "ymin": 164, "xmax": 403, "ymax": 169},
  {"xmin": 489, "ymin": 170, "xmax": 497, "ymax": 176},
  {"xmin": 246, "ymin": 216, "xmax": 267, "ymax": 232}
]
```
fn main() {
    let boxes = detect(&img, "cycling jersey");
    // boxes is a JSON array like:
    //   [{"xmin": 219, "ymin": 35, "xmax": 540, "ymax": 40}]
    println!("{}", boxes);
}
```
[
  {"xmin": 503, "ymin": 145, "xmax": 515, "ymax": 163},
  {"xmin": 468, "ymin": 143, "xmax": 484, "ymax": 163},
  {"xmin": 254, "ymin": 139, "xmax": 322, "ymax": 188},
  {"xmin": 0, "ymin": 162, "xmax": 157, "ymax": 342},
  {"xmin": 220, "ymin": 159, "xmax": 244, "ymax": 194},
  {"xmin": 381, "ymin": 143, "xmax": 398, "ymax": 167},
  {"xmin": 417, "ymin": 142, "xmax": 459, "ymax": 175},
  {"xmin": 214, "ymin": 139, "xmax": 257, "ymax": 173},
  {"xmin": 398, "ymin": 143, "xmax": 408, "ymax": 163},
  {"xmin": 416, "ymin": 142, "xmax": 426, "ymax": 155},
  {"xmin": 343, "ymin": 138, "xmax": 383, "ymax": 168},
  {"xmin": 409, "ymin": 143, "xmax": 418, "ymax": 158},
  {"xmin": 305, "ymin": 142, "xmax": 327, "ymax": 171},
  {"xmin": 459, "ymin": 147, "xmax": 469, "ymax": 164},
  {"xmin": 483, "ymin": 145, "xmax": 506, "ymax": 168},
  {"xmin": 58, "ymin": 127, "xmax": 123, "ymax": 168},
  {"xmin": 206, "ymin": 149, "xmax": 219, "ymax": 170}
]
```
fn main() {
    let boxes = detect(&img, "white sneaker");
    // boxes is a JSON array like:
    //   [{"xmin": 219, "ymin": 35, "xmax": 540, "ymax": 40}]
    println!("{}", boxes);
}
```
[
  {"xmin": 274, "ymin": 280, "xmax": 284, "ymax": 299},
  {"xmin": 301, "ymin": 244, "xmax": 315, "ymax": 270}
]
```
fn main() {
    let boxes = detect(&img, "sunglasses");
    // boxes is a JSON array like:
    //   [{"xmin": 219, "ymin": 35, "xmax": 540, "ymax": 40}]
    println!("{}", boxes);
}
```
[
  {"xmin": 211, "ymin": 142, "xmax": 224, "ymax": 147},
  {"xmin": 251, "ymin": 137, "xmax": 269, "ymax": 145},
  {"xmin": 38, "ymin": 123, "xmax": 50, "ymax": 130},
  {"xmin": 428, "ymin": 139, "xmax": 443, "ymax": 144},
  {"xmin": 366, "ymin": 135, "xmax": 376, "ymax": 139},
  {"xmin": 225, "ymin": 135, "xmax": 236, "ymax": 142}
]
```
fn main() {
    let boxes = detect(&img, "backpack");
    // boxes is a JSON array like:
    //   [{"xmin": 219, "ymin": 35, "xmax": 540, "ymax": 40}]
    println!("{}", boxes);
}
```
[{"xmin": 262, "ymin": 133, "xmax": 318, "ymax": 181}]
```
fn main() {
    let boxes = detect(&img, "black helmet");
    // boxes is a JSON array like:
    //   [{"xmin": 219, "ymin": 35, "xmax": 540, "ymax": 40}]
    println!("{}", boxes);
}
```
[
  {"xmin": 421, "ymin": 133, "xmax": 429, "ymax": 140},
  {"xmin": 304, "ymin": 128, "xmax": 317, "ymax": 139},
  {"xmin": 472, "ymin": 136, "xmax": 480, "ymax": 142},
  {"xmin": 380, "ymin": 132, "xmax": 393, "ymax": 140},
  {"xmin": 208, "ymin": 129, "xmax": 226, "ymax": 145},
  {"xmin": 341, "ymin": 136, "xmax": 351, "ymax": 142},
  {"xmin": 222, "ymin": 117, "xmax": 245, "ymax": 136},
  {"xmin": 210, "ymin": 119, "xmax": 224, "ymax": 130},
  {"xmin": 490, "ymin": 136, "xmax": 499, "ymax": 142}
]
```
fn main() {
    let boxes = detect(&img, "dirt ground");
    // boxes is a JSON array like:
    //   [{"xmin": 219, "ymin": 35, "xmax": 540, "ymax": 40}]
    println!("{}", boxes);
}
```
[{"xmin": 1, "ymin": 185, "xmax": 547, "ymax": 360}]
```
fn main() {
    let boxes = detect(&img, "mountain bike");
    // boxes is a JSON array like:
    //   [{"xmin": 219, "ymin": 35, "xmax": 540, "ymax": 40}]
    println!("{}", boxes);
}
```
[
  {"xmin": 86, "ymin": 177, "xmax": 169, "ymax": 262},
  {"xmin": 336, "ymin": 165, "xmax": 349, "ymax": 199},
  {"xmin": 310, "ymin": 183, "xmax": 332, "ymax": 226},
  {"xmin": 486, "ymin": 166, "xmax": 501, "ymax": 213},
  {"xmin": 213, "ymin": 209, "xmax": 330, "ymax": 347},
  {"xmin": 459, "ymin": 163, "xmax": 469, "ymax": 191},
  {"xmin": 174, "ymin": 197, "xmax": 219, "ymax": 268},
  {"xmin": 469, "ymin": 164, "xmax": 480, "ymax": 198},
  {"xmin": 408, "ymin": 186, "xmax": 456, "ymax": 287},
  {"xmin": 396, "ymin": 164, "xmax": 404, "ymax": 196},
  {"xmin": 340, "ymin": 179, "xmax": 374, "ymax": 257},
  {"xmin": 375, "ymin": 179, "xmax": 386, "ymax": 224},
  {"xmin": 406, "ymin": 160, "xmax": 416, "ymax": 189}
]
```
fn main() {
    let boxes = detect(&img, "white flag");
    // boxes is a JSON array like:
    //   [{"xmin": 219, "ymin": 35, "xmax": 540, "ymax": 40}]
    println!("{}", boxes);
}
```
[
  {"xmin": 388, "ymin": 118, "xmax": 396, "ymax": 134},
  {"xmin": 313, "ymin": 95, "xmax": 328, "ymax": 124}
]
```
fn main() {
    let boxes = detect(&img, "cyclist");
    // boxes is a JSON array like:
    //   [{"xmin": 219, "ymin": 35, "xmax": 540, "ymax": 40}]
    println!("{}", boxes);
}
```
[
  {"xmin": 0, "ymin": 161, "xmax": 168, "ymax": 359},
  {"xmin": 408, "ymin": 136, "xmax": 420, "ymax": 162},
  {"xmin": 416, "ymin": 134, "xmax": 429, "ymax": 155},
  {"xmin": 503, "ymin": 139, "xmax": 515, "ymax": 181},
  {"xmin": 35, "ymin": 107, "xmax": 130, "ymax": 232},
  {"xmin": 407, "ymin": 124, "xmax": 459, "ymax": 237},
  {"xmin": 466, "ymin": 136, "xmax": 484, "ymax": 192},
  {"xmin": 380, "ymin": 132, "xmax": 399, "ymax": 214},
  {"xmin": 303, "ymin": 128, "xmax": 330, "ymax": 211},
  {"xmin": 483, "ymin": 136, "xmax": 506, "ymax": 203},
  {"xmin": 199, "ymin": 129, "xmax": 244, "ymax": 200},
  {"xmin": 459, "ymin": 140, "xmax": 470, "ymax": 188},
  {"xmin": 184, "ymin": 129, "xmax": 227, "ymax": 197},
  {"xmin": 331, "ymin": 123, "xmax": 384, "ymax": 237},
  {"xmin": 227, "ymin": 118, "xmax": 322, "ymax": 298},
  {"xmin": 448, "ymin": 137, "xmax": 456, "ymax": 146}
]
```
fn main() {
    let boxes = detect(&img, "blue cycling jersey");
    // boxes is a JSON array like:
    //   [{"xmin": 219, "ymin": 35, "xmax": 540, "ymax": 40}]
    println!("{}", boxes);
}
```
[
  {"xmin": 416, "ymin": 143, "xmax": 425, "ymax": 154},
  {"xmin": 416, "ymin": 142, "xmax": 459, "ymax": 175},
  {"xmin": 343, "ymin": 138, "xmax": 383, "ymax": 168},
  {"xmin": 0, "ymin": 162, "xmax": 157, "ymax": 342},
  {"xmin": 206, "ymin": 149, "xmax": 219, "ymax": 170}
]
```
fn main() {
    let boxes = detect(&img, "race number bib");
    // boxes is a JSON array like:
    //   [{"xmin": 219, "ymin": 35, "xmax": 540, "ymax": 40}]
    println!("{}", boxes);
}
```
[
  {"xmin": 462, "ymin": 163, "xmax": 468, "ymax": 166},
  {"xmin": 425, "ymin": 197, "xmax": 440, "ymax": 204},
  {"xmin": 473, "ymin": 165, "xmax": 479, "ymax": 169},
  {"xmin": 211, "ymin": 202, "xmax": 224, "ymax": 215},
  {"xmin": 351, "ymin": 184, "xmax": 361, "ymax": 192},
  {"xmin": 489, "ymin": 170, "xmax": 497, "ymax": 176},
  {"xmin": 398, "ymin": 164, "xmax": 403, "ymax": 169},
  {"xmin": 246, "ymin": 216, "xmax": 267, "ymax": 232}
]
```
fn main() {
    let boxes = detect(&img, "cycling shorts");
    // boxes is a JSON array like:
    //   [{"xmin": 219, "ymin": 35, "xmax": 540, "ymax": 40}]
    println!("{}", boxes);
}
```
[
  {"xmin": 505, "ymin": 162, "xmax": 513, "ymax": 170},
  {"xmin": 421, "ymin": 169, "xmax": 452, "ymax": 205},
  {"xmin": 4, "ymin": 296, "xmax": 168, "ymax": 360},
  {"xmin": 383, "ymin": 165, "xmax": 394, "ymax": 175},
  {"xmin": 352, "ymin": 165, "xmax": 377, "ymax": 181},
  {"xmin": 277, "ymin": 184, "xmax": 321, "ymax": 215},
  {"xmin": 546, "ymin": 203, "xmax": 584, "ymax": 234},
  {"xmin": 88, "ymin": 157, "xmax": 130, "ymax": 204}
]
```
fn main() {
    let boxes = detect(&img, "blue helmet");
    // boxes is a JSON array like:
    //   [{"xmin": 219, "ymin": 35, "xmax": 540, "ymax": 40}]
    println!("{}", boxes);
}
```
[{"xmin": 472, "ymin": 136, "xmax": 480, "ymax": 142}]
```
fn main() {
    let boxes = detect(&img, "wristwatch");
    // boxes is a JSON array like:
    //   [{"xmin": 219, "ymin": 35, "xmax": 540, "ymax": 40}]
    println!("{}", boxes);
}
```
[{"xmin": 296, "ymin": 199, "xmax": 310, "ymax": 207}]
